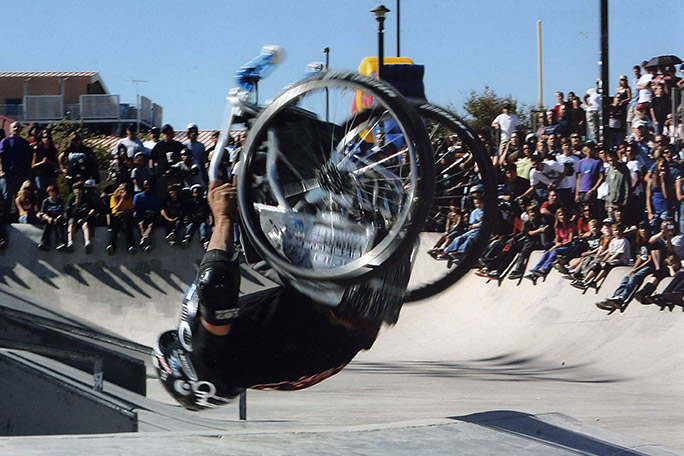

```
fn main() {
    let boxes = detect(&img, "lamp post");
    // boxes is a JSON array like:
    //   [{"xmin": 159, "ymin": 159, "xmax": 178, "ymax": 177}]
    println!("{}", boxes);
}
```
[{"xmin": 371, "ymin": 4, "xmax": 390, "ymax": 80}]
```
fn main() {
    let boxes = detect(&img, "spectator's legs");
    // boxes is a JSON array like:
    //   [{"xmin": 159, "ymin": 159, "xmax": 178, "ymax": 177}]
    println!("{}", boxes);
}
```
[
  {"xmin": 615, "ymin": 266, "xmax": 653, "ymax": 301},
  {"xmin": 184, "ymin": 220, "xmax": 197, "ymax": 242},
  {"xmin": 511, "ymin": 239, "xmax": 536, "ymax": 275},
  {"xmin": 108, "ymin": 217, "xmax": 121, "ymax": 251},
  {"xmin": 82, "ymin": 221, "xmax": 92, "ymax": 244},
  {"xmin": 40, "ymin": 223, "xmax": 52, "ymax": 247},
  {"xmin": 67, "ymin": 222, "xmax": 76, "ymax": 245},
  {"xmin": 199, "ymin": 221, "xmax": 209, "ymax": 243},
  {"xmin": 122, "ymin": 219, "xmax": 135, "ymax": 249}
]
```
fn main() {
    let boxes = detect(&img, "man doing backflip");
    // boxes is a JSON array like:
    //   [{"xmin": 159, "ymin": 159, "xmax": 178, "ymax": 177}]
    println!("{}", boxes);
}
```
[{"xmin": 155, "ymin": 180, "xmax": 394, "ymax": 410}]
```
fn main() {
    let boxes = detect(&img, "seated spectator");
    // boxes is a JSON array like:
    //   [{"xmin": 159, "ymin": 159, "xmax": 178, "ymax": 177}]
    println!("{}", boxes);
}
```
[
  {"xmin": 646, "ymin": 157, "xmax": 674, "ymax": 227},
  {"xmin": 107, "ymin": 183, "xmax": 136, "ymax": 255},
  {"xmin": 635, "ymin": 218, "xmax": 684, "ymax": 304},
  {"xmin": 435, "ymin": 197, "xmax": 484, "ymax": 267},
  {"xmin": 31, "ymin": 128, "xmax": 59, "ymax": 199},
  {"xmin": 475, "ymin": 207, "xmax": 524, "ymax": 279},
  {"xmin": 571, "ymin": 223, "xmax": 630, "ymax": 290},
  {"xmin": 161, "ymin": 184, "xmax": 185, "ymax": 246},
  {"xmin": 555, "ymin": 218, "xmax": 600, "ymax": 274},
  {"xmin": 515, "ymin": 143, "xmax": 535, "ymax": 180},
  {"xmin": 37, "ymin": 185, "xmax": 66, "ymax": 251},
  {"xmin": 107, "ymin": 145, "xmax": 133, "ymax": 190},
  {"xmin": 84, "ymin": 179, "xmax": 107, "ymax": 227},
  {"xmin": 524, "ymin": 207, "xmax": 577, "ymax": 282},
  {"xmin": 65, "ymin": 181, "xmax": 95, "ymax": 253},
  {"xmin": 15, "ymin": 180, "xmax": 40, "ymax": 224},
  {"xmin": 502, "ymin": 163, "xmax": 529, "ymax": 205},
  {"xmin": 507, "ymin": 204, "xmax": 548, "ymax": 280},
  {"xmin": 596, "ymin": 222, "xmax": 652, "ymax": 311},
  {"xmin": 428, "ymin": 202, "xmax": 465, "ymax": 255},
  {"xmin": 566, "ymin": 220, "xmax": 612, "ymax": 281},
  {"xmin": 182, "ymin": 184, "xmax": 212, "ymax": 250},
  {"xmin": 133, "ymin": 179, "xmax": 161, "ymax": 252}
]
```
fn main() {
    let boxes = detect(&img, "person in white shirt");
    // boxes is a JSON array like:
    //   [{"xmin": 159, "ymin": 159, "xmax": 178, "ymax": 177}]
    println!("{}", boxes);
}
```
[
  {"xmin": 143, "ymin": 127, "xmax": 161, "ymax": 156},
  {"xmin": 578, "ymin": 223, "xmax": 630, "ymax": 289},
  {"xmin": 583, "ymin": 80, "xmax": 602, "ymax": 142},
  {"xmin": 113, "ymin": 123, "xmax": 145, "ymax": 159},
  {"xmin": 491, "ymin": 104, "xmax": 520, "ymax": 154}
]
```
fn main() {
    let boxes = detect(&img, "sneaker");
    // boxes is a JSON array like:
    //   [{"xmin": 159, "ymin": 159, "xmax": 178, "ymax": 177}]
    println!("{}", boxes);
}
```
[
  {"xmin": 153, "ymin": 330, "xmax": 236, "ymax": 411},
  {"xmin": 181, "ymin": 238, "xmax": 190, "ymax": 249},
  {"xmin": 128, "ymin": 246, "xmax": 136, "ymax": 255},
  {"xmin": 37, "ymin": 243, "xmax": 50, "ymax": 251},
  {"xmin": 203, "ymin": 241, "xmax": 209, "ymax": 251},
  {"xmin": 55, "ymin": 243, "xmax": 66, "ymax": 252},
  {"xmin": 169, "ymin": 240, "xmax": 177, "ymax": 247},
  {"xmin": 165, "ymin": 231, "xmax": 175, "ymax": 242},
  {"xmin": 596, "ymin": 300, "xmax": 618, "ymax": 311},
  {"xmin": 474, "ymin": 268, "xmax": 490, "ymax": 278},
  {"xmin": 66, "ymin": 242, "xmax": 74, "ymax": 252},
  {"xmin": 139, "ymin": 238, "xmax": 147, "ymax": 247},
  {"xmin": 487, "ymin": 270, "xmax": 499, "ymax": 279},
  {"xmin": 524, "ymin": 273, "xmax": 538, "ymax": 283},
  {"xmin": 508, "ymin": 272, "xmax": 523, "ymax": 280},
  {"xmin": 0, "ymin": 239, "xmax": 6, "ymax": 249},
  {"xmin": 554, "ymin": 262, "xmax": 569, "ymax": 274},
  {"xmin": 106, "ymin": 245, "xmax": 115, "ymax": 255},
  {"xmin": 85, "ymin": 242, "xmax": 93, "ymax": 254},
  {"xmin": 571, "ymin": 280, "xmax": 588, "ymax": 290},
  {"xmin": 143, "ymin": 245, "xmax": 152, "ymax": 253}
]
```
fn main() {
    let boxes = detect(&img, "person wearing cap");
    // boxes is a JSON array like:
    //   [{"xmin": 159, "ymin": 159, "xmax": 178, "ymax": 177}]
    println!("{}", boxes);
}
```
[
  {"xmin": 113, "ymin": 123, "xmax": 145, "ymax": 159},
  {"xmin": 172, "ymin": 147, "xmax": 206, "ymax": 189},
  {"xmin": 149, "ymin": 124, "xmax": 185, "ymax": 195},
  {"xmin": 143, "ymin": 127, "xmax": 161, "ymax": 156},
  {"xmin": 582, "ymin": 79, "xmax": 602, "ymax": 142},
  {"xmin": 181, "ymin": 184, "xmax": 212, "ymax": 250},
  {"xmin": 183, "ymin": 124, "xmax": 208, "ymax": 182},
  {"xmin": 130, "ymin": 152, "xmax": 152, "ymax": 193},
  {"xmin": 616, "ymin": 75, "xmax": 632, "ymax": 107},
  {"xmin": 636, "ymin": 62, "xmax": 657, "ymax": 110}
]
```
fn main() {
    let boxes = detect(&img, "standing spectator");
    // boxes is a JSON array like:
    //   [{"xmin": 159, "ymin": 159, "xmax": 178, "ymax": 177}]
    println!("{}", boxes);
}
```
[
  {"xmin": 107, "ymin": 183, "xmax": 136, "ymax": 255},
  {"xmin": 15, "ymin": 180, "xmax": 40, "ymax": 224},
  {"xmin": 113, "ymin": 123, "xmax": 145, "ymax": 159},
  {"xmin": 149, "ymin": 124, "xmax": 184, "ymax": 196},
  {"xmin": 566, "ymin": 98, "xmax": 586, "ymax": 138},
  {"xmin": 575, "ymin": 142, "xmax": 605, "ymax": 214},
  {"xmin": 37, "ymin": 185, "xmax": 66, "ymax": 251},
  {"xmin": 60, "ymin": 133, "xmax": 99, "ymax": 191},
  {"xmin": 173, "ymin": 147, "xmax": 206, "ymax": 189},
  {"xmin": 616, "ymin": 75, "xmax": 632, "ymax": 107},
  {"xmin": 627, "ymin": 65, "xmax": 642, "ymax": 131},
  {"xmin": 161, "ymin": 184, "xmax": 185, "ymax": 246},
  {"xmin": 555, "ymin": 138, "xmax": 580, "ymax": 205},
  {"xmin": 184, "ymin": 123, "xmax": 207, "ymax": 181},
  {"xmin": 636, "ymin": 63, "xmax": 657, "ymax": 111},
  {"xmin": 65, "ymin": 181, "xmax": 95, "ymax": 253},
  {"xmin": 133, "ymin": 179, "xmax": 161, "ymax": 252},
  {"xmin": 130, "ymin": 152, "xmax": 152, "ymax": 193},
  {"xmin": 625, "ymin": 143, "xmax": 645, "ymax": 224},
  {"xmin": 491, "ymin": 104, "xmax": 520, "ymax": 154},
  {"xmin": 31, "ymin": 128, "xmax": 59, "ymax": 198},
  {"xmin": 26, "ymin": 123, "xmax": 42, "ymax": 147},
  {"xmin": 552, "ymin": 91, "xmax": 568, "ymax": 120},
  {"xmin": 651, "ymin": 83, "xmax": 670, "ymax": 135},
  {"xmin": 646, "ymin": 157, "xmax": 674, "ymax": 226},
  {"xmin": 0, "ymin": 122, "xmax": 33, "ymax": 219},
  {"xmin": 607, "ymin": 94, "xmax": 627, "ymax": 145},
  {"xmin": 143, "ymin": 127, "xmax": 161, "ymax": 156},
  {"xmin": 604, "ymin": 148, "xmax": 632, "ymax": 218},
  {"xmin": 583, "ymin": 79, "xmax": 602, "ymax": 142},
  {"xmin": 182, "ymin": 184, "xmax": 212, "ymax": 250}
]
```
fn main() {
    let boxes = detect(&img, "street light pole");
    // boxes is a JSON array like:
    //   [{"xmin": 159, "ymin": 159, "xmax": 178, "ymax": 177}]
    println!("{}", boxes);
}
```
[
  {"xmin": 371, "ymin": 4, "xmax": 390, "ymax": 80},
  {"xmin": 599, "ymin": 0, "xmax": 610, "ymax": 148}
]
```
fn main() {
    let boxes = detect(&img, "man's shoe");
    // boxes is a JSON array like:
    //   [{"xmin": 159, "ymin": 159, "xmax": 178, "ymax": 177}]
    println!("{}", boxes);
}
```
[
  {"xmin": 181, "ymin": 238, "xmax": 190, "ymax": 249},
  {"xmin": 508, "ymin": 272, "xmax": 523, "ymax": 280},
  {"xmin": 143, "ymin": 245, "xmax": 152, "ymax": 253},
  {"xmin": 571, "ymin": 280, "xmax": 588, "ymax": 290},
  {"xmin": 37, "ymin": 243, "xmax": 50, "ymax": 251},
  {"xmin": 596, "ymin": 300, "xmax": 618, "ymax": 311},
  {"xmin": 55, "ymin": 243, "xmax": 66, "ymax": 251},
  {"xmin": 106, "ymin": 245, "xmax": 115, "ymax": 255},
  {"xmin": 85, "ymin": 242, "xmax": 93, "ymax": 254},
  {"xmin": 128, "ymin": 246, "xmax": 136, "ymax": 255},
  {"xmin": 165, "ymin": 232, "xmax": 175, "ymax": 242}
]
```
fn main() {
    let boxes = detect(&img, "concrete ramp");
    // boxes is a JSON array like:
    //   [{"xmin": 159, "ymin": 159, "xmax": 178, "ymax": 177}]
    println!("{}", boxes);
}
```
[{"xmin": 0, "ymin": 227, "xmax": 682, "ymax": 454}]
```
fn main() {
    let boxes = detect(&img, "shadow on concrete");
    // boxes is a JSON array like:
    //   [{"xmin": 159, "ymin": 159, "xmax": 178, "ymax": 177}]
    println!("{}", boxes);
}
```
[
  {"xmin": 348, "ymin": 353, "xmax": 623, "ymax": 384},
  {"xmin": 450, "ymin": 410, "xmax": 651, "ymax": 455}
]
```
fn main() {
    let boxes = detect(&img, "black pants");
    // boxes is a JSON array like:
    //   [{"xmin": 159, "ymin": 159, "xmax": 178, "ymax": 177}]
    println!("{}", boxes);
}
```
[
  {"xmin": 511, "ymin": 238, "xmax": 541, "ymax": 274},
  {"xmin": 41, "ymin": 222, "xmax": 65, "ymax": 246},
  {"xmin": 108, "ymin": 216, "xmax": 135, "ymax": 250}
]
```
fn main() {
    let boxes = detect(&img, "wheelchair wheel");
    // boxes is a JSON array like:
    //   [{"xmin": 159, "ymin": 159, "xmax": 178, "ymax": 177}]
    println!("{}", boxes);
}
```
[
  {"xmin": 404, "ymin": 102, "xmax": 498, "ymax": 302},
  {"xmin": 237, "ymin": 71, "xmax": 434, "ymax": 285}
]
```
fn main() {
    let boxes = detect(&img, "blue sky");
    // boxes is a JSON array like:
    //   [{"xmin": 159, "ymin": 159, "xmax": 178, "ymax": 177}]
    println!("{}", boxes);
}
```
[{"xmin": 5, "ymin": 1, "xmax": 683, "ymax": 131}]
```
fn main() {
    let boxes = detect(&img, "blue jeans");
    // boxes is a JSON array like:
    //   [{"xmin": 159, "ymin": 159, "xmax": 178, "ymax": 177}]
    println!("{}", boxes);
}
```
[
  {"xmin": 444, "ymin": 228, "xmax": 479, "ymax": 255},
  {"xmin": 184, "ymin": 219, "xmax": 210, "ymax": 243},
  {"xmin": 532, "ymin": 245, "xmax": 572, "ymax": 273},
  {"xmin": 611, "ymin": 265, "xmax": 653, "ymax": 301}
]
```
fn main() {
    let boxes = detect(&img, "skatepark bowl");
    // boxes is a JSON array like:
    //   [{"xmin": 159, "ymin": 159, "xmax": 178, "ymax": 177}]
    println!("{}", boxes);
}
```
[{"xmin": 0, "ymin": 226, "xmax": 682, "ymax": 455}]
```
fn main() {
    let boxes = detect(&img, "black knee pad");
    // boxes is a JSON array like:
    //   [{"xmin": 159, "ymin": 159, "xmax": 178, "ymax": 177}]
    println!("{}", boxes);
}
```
[{"xmin": 196, "ymin": 250, "xmax": 241, "ymax": 325}]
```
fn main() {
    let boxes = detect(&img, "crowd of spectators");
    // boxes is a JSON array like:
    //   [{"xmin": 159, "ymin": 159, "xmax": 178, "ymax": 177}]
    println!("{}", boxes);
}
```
[
  {"xmin": 0, "ymin": 121, "xmax": 242, "ymax": 255},
  {"xmin": 429, "ymin": 60, "xmax": 684, "ymax": 312}
]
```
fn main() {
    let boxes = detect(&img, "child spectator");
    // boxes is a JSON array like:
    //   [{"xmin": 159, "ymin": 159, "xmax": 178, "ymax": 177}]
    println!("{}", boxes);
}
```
[
  {"xmin": 428, "ymin": 202, "xmax": 464, "ymax": 255},
  {"xmin": 15, "ymin": 180, "xmax": 40, "ymax": 224},
  {"xmin": 37, "ymin": 185, "xmax": 66, "ymax": 251},
  {"xmin": 437, "ymin": 197, "xmax": 484, "ymax": 267},
  {"xmin": 161, "ymin": 184, "xmax": 185, "ymax": 246},
  {"xmin": 65, "ymin": 181, "xmax": 95, "ymax": 253},
  {"xmin": 182, "ymin": 184, "xmax": 212, "ymax": 250},
  {"xmin": 572, "ymin": 223, "xmax": 630, "ymax": 290},
  {"xmin": 133, "ymin": 179, "xmax": 161, "ymax": 252},
  {"xmin": 130, "ymin": 152, "xmax": 152, "ymax": 193},
  {"xmin": 60, "ymin": 133, "xmax": 99, "ymax": 191},
  {"xmin": 555, "ymin": 218, "xmax": 600, "ymax": 274},
  {"xmin": 524, "ymin": 207, "xmax": 576, "ymax": 281},
  {"xmin": 567, "ymin": 220, "xmax": 613, "ymax": 282},
  {"xmin": 107, "ymin": 183, "xmax": 136, "ymax": 255},
  {"xmin": 173, "ymin": 147, "xmax": 205, "ymax": 189}
]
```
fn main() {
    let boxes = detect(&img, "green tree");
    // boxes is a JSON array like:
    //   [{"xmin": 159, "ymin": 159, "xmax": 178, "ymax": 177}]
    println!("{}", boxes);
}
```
[{"xmin": 463, "ymin": 86, "xmax": 529, "ymax": 130}]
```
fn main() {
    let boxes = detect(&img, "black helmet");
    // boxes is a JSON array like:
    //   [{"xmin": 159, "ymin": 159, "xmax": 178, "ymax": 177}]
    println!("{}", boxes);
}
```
[{"xmin": 153, "ymin": 330, "xmax": 240, "ymax": 411}]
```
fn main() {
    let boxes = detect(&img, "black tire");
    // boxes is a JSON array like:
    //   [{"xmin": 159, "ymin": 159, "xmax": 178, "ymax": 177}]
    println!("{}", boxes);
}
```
[
  {"xmin": 404, "ymin": 102, "xmax": 498, "ymax": 302},
  {"xmin": 237, "ymin": 71, "xmax": 434, "ymax": 285}
]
